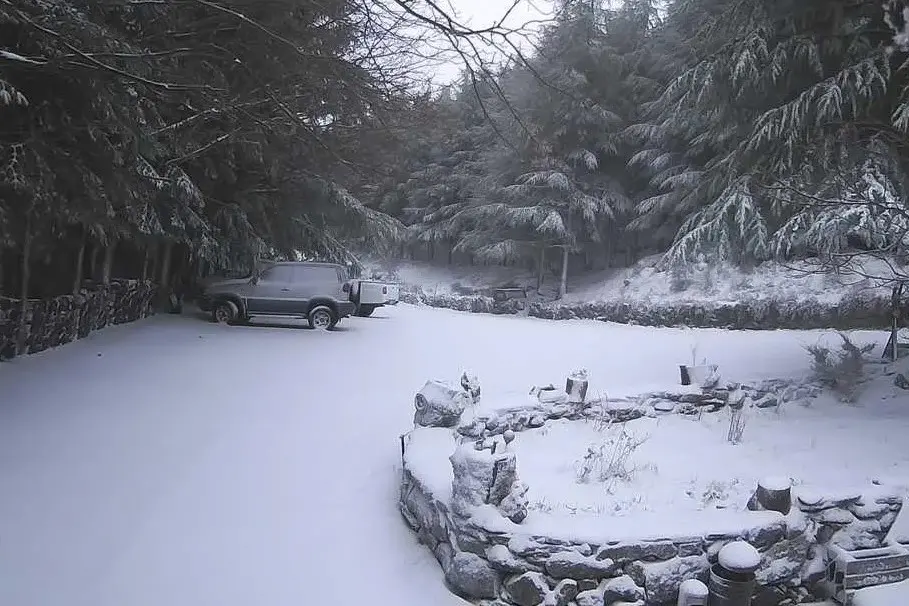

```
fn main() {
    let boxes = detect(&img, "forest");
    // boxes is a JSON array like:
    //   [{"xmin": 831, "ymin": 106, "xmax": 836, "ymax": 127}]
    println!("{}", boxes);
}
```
[{"xmin": 3, "ymin": 0, "xmax": 909, "ymax": 303}]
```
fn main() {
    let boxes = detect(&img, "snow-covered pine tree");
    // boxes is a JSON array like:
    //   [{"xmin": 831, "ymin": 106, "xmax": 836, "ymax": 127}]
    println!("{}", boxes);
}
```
[{"xmin": 629, "ymin": 0, "xmax": 909, "ymax": 269}]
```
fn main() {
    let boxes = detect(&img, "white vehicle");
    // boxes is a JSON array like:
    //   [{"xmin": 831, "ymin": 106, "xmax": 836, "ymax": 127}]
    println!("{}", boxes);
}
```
[{"xmin": 349, "ymin": 280, "xmax": 400, "ymax": 317}]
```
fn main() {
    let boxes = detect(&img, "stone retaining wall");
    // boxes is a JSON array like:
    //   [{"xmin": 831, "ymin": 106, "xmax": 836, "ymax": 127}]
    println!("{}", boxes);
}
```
[
  {"xmin": 0, "ymin": 280, "xmax": 157, "ymax": 360},
  {"xmin": 400, "ymin": 290, "xmax": 892, "ymax": 330},
  {"xmin": 400, "ymin": 378, "xmax": 902, "ymax": 606},
  {"xmin": 401, "ymin": 449, "xmax": 903, "ymax": 606}
]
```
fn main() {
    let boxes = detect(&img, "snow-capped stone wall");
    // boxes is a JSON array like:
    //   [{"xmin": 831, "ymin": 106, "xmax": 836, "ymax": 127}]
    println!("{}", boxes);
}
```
[
  {"xmin": 0, "ymin": 279, "xmax": 157, "ymax": 360},
  {"xmin": 399, "ymin": 289, "xmax": 892, "ymax": 330},
  {"xmin": 401, "ymin": 454, "xmax": 904, "ymax": 606},
  {"xmin": 400, "ymin": 378, "xmax": 903, "ymax": 606}
]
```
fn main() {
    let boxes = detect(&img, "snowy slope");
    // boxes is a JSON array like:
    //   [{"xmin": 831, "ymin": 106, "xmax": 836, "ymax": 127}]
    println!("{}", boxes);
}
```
[
  {"xmin": 0, "ymin": 306, "xmax": 905, "ymax": 606},
  {"xmin": 369, "ymin": 255, "xmax": 895, "ymax": 305}
]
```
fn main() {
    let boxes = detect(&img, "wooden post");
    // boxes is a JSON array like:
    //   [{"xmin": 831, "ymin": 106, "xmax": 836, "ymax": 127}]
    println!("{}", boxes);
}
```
[
  {"xmin": 17, "ymin": 213, "xmax": 32, "ymax": 356},
  {"xmin": 72, "ymin": 228, "xmax": 86, "ymax": 294}
]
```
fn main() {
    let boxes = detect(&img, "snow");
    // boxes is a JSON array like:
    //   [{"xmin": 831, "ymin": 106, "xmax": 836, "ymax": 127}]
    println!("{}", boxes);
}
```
[
  {"xmin": 717, "ymin": 542, "xmax": 761, "ymax": 573},
  {"xmin": 853, "ymin": 579, "xmax": 909, "ymax": 605},
  {"xmin": 0, "ymin": 304, "xmax": 906, "ymax": 606},
  {"xmin": 367, "ymin": 255, "xmax": 895, "ymax": 305}
]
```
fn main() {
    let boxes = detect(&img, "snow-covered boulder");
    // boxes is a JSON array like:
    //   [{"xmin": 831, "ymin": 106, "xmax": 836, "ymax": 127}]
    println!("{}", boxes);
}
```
[
  {"xmin": 414, "ymin": 380, "xmax": 469, "ymax": 427},
  {"xmin": 449, "ymin": 442, "xmax": 528, "ymax": 523},
  {"xmin": 504, "ymin": 571, "xmax": 549, "ymax": 606},
  {"xmin": 445, "ymin": 551, "xmax": 500, "ymax": 599}
]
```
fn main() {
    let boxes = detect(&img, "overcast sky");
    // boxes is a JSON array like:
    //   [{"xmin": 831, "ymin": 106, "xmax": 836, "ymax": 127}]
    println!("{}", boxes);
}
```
[{"xmin": 428, "ymin": 0, "xmax": 555, "ymax": 84}]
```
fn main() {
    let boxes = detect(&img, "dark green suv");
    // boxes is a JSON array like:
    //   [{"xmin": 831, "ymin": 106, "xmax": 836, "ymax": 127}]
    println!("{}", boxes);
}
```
[{"xmin": 198, "ymin": 261, "xmax": 356, "ymax": 330}]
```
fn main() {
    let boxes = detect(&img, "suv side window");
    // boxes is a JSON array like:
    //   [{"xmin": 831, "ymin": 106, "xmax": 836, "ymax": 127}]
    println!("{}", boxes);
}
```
[
  {"xmin": 295, "ymin": 266, "xmax": 342, "ymax": 284},
  {"xmin": 259, "ymin": 265, "xmax": 296, "ymax": 282}
]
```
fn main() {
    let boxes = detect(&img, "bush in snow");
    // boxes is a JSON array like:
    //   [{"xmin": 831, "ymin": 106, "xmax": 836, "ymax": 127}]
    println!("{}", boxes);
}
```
[
  {"xmin": 805, "ymin": 333, "xmax": 875, "ymax": 402},
  {"xmin": 726, "ymin": 406, "xmax": 747, "ymax": 444},
  {"xmin": 576, "ymin": 426, "xmax": 648, "ymax": 491}
]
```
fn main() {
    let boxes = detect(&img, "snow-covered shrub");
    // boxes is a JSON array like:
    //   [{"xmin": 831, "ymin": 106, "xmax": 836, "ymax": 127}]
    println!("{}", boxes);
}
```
[
  {"xmin": 726, "ymin": 407, "xmax": 747, "ymax": 444},
  {"xmin": 669, "ymin": 264, "xmax": 691, "ymax": 292},
  {"xmin": 805, "ymin": 333, "xmax": 875, "ymax": 402},
  {"xmin": 576, "ymin": 426, "xmax": 648, "ymax": 491}
]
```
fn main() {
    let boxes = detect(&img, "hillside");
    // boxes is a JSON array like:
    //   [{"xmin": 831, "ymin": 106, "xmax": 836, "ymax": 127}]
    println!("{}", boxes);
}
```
[{"xmin": 367, "ymin": 256, "xmax": 896, "ymax": 307}]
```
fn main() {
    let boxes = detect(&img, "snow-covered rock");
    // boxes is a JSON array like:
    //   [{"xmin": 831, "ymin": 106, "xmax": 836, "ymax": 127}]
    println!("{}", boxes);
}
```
[
  {"xmin": 445, "ymin": 551, "xmax": 500, "ymax": 599},
  {"xmin": 601, "ymin": 574, "xmax": 645, "ymax": 603},
  {"xmin": 503, "ymin": 571, "xmax": 549, "ymax": 606},
  {"xmin": 414, "ymin": 379, "xmax": 469, "ymax": 427},
  {"xmin": 626, "ymin": 555, "xmax": 708, "ymax": 604},
  {"xmin": 717, "ymin": 541, "xmax": 761, "ymax": 573},
  {"xmin": 544, "ymin": 550, "xmax": 617, "ymax": 579}
]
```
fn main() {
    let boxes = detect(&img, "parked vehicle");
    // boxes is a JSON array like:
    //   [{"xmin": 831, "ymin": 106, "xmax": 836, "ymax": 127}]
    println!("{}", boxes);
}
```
[
  {"xmin": 349, "ymin": 279, "xmax": 400, "ymax": 317},
  {"xmin": 197, "ymin": 261, "xmax": 355, "ymax": 330}
]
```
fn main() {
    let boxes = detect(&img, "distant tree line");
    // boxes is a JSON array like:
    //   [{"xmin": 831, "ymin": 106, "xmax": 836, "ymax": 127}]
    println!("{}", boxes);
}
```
[{"xmin": 361, "ymin": 0, "xmax": 909, "ymax": 294}]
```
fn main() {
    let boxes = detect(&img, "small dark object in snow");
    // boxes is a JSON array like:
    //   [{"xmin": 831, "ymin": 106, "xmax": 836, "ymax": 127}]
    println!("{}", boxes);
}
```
[
  {"xmin": 895, "ymin": 373, "xmax": 909, "ymax": 390},
  {"xmin": 96, "ymin": 352, "xmax": 102, "ymax": 357},
  {"xmin": 747, "ymin": 477, "xmax": 792, "ymax": 515}
]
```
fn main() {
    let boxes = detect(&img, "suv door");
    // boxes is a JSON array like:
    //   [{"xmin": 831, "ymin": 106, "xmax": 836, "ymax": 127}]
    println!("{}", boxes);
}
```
[
  {"xmin": 294, "ymin": 265, "xmax": 343, "ymax": 313},
  {"xmin": 246, "ymin": 264, "xmax": 296, "ymax": 315}
]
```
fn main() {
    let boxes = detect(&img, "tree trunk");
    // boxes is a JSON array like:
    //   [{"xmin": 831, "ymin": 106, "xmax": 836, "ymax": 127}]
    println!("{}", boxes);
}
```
[
  {"xmin": 537, "ymin": 246, "xmax": 546, "ymax": 290},
  {"xmin": 17, "ymin": 214, "xmax": 32, "ymax": 356},
  {"xmin": 73, "ymin": 229, "xmax": 87, "ymax": 294},
  {"xmin": 447, "ymin": 241, "xmax": 453, "ymax": 265},
  {"xmin": 160, "ymin": 240, "xmax": 173, "ymax": 288},
  {"xmin": 0, "ymin": 247, "xmax": 4, "ymax": 295},
  {"xmin": 101, "ymin": 238, "xmax": 117, "ymax": 285},
  {"xmin": 89, "ymin": 243, "xmax": 100, "ymax": 281},
  {"xmin": 558, "ymin": 245, "xmax": 569, "ymax": 300},
  {"xmin": 141, "ymin": 246, "xmax": 150, "ymax": 281}
]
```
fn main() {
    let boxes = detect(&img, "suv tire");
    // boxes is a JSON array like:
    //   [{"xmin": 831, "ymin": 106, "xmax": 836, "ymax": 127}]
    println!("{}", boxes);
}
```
[
  {"xmin": 308, "ymin": 305, "xmax": 336, "ymax": 331},
  {"xmin": 212, "ymin": 300, "xmax": 239, "ymax": 324}
]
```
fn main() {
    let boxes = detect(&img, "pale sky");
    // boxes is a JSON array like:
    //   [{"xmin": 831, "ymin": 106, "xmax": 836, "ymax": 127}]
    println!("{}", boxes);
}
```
[{"xmin": 425, "ymin": 0, "xmax": 555, "ymax": 84}]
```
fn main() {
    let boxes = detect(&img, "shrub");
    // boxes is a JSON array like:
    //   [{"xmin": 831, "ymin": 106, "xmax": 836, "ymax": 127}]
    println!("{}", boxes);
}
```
[
  {"xmin": 576, "ymin": 425, "xmax": 649, "ymax": 491},
  {"xmin": 805, "ymin": 332, "xmax": 875, "ymax": 402}
]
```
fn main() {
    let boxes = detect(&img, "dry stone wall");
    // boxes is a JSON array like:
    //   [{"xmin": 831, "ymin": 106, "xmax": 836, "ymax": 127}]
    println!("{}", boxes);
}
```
[
  {"xmin": 400, "ymin": 378, "xmax": 903, "ymax": 606},
  {"xmin": 399, "ymin": 290, "xmax": 892, "ymax": 330},
  {"xmin": 0, "ymin": 280, "xmax": 157, "ymax": 360}
]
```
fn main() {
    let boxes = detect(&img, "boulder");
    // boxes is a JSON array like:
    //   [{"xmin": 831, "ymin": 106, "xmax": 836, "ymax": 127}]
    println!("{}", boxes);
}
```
[
  {"xmin": 545, "ymin": 551, "xmax": 617, "ymax": 579},
  {"xmin": 601, "ymin": 575, "xmax": 644, "ymax": 603},
  {"xmin": 415, "ymin": 380, "xmax": 469, "ymax": 427},
  {"xmin": 445, "ymin": 551, "xmax": 500, "ymax": 599},
  {"xmin": 504, "ymin": 572, "xmax": 550, "ymax": 606},
  {"xmin": 487, "ymin": 545, "xmax": 539, "ymax": 574},
  {"xmin": 626, "ymin": 555, "xmax": 708, "ymax": 604},
  {"xmin": 595, "ymin": 541, "xmax": 677, "ymax": 563},
  {"xmin": 574, "ymin": 589, "xmax": 603, "ymax": 606},
  {"xmin": 549, "ymin": 579, "xmax": 578, "ymax": 606}
]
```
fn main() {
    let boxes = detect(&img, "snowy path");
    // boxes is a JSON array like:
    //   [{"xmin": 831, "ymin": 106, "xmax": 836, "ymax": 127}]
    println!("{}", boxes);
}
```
[{"xmin": 0, "ymin": 305, "xmax": 869, "ymax": 606}]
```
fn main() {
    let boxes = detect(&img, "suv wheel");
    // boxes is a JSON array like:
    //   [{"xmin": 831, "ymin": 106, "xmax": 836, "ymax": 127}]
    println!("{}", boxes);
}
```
[
  {"xmin": 212, "ymin": 300, "xmax": 239, "ymax": 324},
  {"xmin": 308, "ymin": 306, "xmax": 336, "ymax": 331}
]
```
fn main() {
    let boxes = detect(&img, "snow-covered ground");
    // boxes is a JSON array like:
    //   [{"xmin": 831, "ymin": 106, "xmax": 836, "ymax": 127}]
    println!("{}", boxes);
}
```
[
  {"xmin": 0, "ymin": 304, "xmax": 906, "ymax": 605},
  {"xmin": 371, "ymin": 255, "xmax": 895, "ymax": 304}
]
